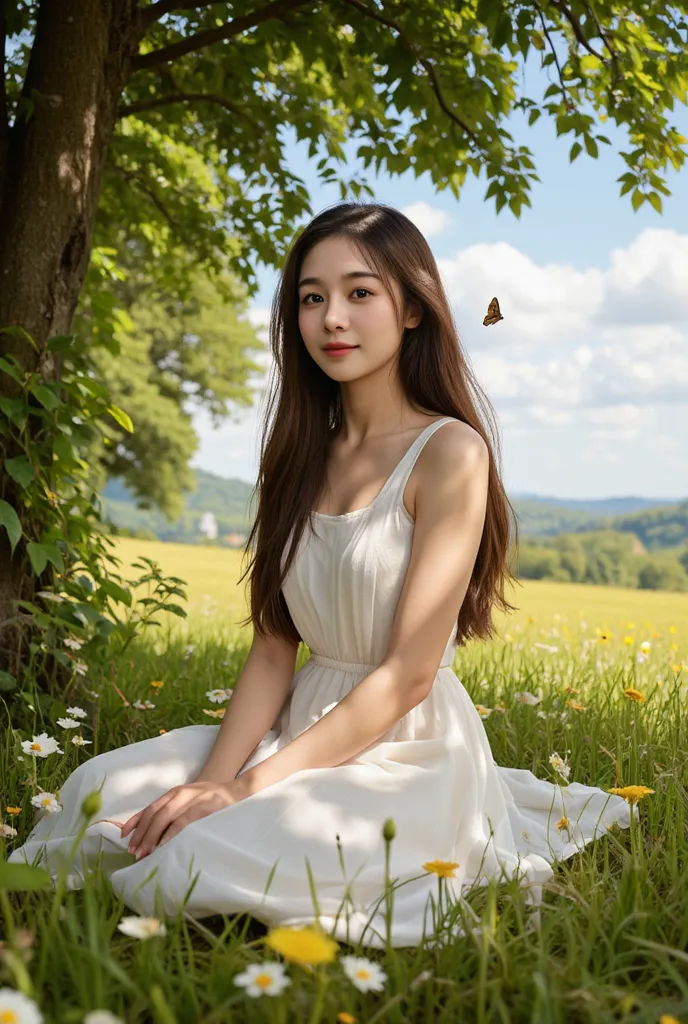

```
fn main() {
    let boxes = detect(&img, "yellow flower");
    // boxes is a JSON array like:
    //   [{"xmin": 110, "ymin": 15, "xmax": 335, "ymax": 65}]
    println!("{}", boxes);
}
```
[
  {"xmin": 150, "ymin": 680, "xmax": 165, "ymax": 689},
  {"xmin": 626, "ymin": 622, "xmax": 635, "ymax": 630},
  {"xmin": 659, "ymin": 1015, "xmax": 681, "ymax": 1024},
  {"xmin": 422, "ymin": 860, "xmax": 460, "ymax": 878},
  {"xmin": 607, "ymin": 785, "xmax": 654, "ymax": 805},
  {"xmin": 556, "ymin": 816, "xmax": 569, "ymax": 831},
  {"xmin": 566, "ymin": 700, "xmax": 586, "ymax": 711},
  {"xmin": 4, "ymin": 806, "xmax": 22, "ymax": 815},
  {"xmin": 504, "ymin": 633, "xmax": 513, "ymax": 644},
  {"xmin": 564, "ymin": 686, "xmax": 580, "ymax": 694},
  {"xmin": 670, "ymin": 664, "xmax": 681, "ymax": 673},
  {"xmin": 525, "ymin": 615, "xmax": 534, "ymax": 625},
  {"xmin": 669, "ymin": 625, "xmax": 677, "ymax": 634},
  {"xmin": 337, "ymin": 1014, "xmax": 358, "ymax": 1024},
  {"xmin": 598, "ymin": 630, "xmax": 612, "ymax": 642},
  {"xmin": 159, "ymin": 729, "xmax": 167, "ymax": 734},
  {"xmin": 623, "ymin": 635, "xmax": 634, "ymax": 646},
  {"xmin": 265, "ymin": 925, "xmax": 338, "ymax": 966},
  {"xmin": 623, "ymin": 687, "xmax": 646, "ymax": 703}
]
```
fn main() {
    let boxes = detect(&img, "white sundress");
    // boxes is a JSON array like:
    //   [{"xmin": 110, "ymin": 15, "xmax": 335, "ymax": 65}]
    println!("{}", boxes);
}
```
[{"xmin": 9, "ymin": 416, "xmax": 635, "ymax": 948}]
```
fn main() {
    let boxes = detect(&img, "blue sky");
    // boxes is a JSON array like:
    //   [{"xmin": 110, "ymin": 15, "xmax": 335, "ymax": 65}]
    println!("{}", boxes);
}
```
[{"xmin": 191, "ymin": 57, "xmax": 688, "ymax": 502}]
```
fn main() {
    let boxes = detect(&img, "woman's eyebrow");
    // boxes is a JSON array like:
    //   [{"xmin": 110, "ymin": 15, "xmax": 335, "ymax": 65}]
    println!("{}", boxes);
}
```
[{"xmin": 298, "ymin": 270, "xmax": 382, "ymax": 287}]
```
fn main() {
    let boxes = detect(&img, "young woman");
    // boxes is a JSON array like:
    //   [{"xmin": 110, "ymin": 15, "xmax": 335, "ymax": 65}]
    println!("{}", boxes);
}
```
[{"xmin": 9, "ymin": 202, "xmax": 634, "ymax": 948}]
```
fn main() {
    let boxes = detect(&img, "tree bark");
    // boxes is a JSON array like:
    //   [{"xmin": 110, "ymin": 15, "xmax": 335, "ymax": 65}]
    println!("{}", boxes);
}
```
[{"xmin": 0, "ymin": 0, "xmax": 143, "ymax": 676}]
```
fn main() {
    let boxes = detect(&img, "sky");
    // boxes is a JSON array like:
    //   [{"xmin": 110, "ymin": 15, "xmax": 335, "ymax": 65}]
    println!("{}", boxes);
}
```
[{"xmin": 189, "ymin": 53, "xmax": 688, "ymax": 502}]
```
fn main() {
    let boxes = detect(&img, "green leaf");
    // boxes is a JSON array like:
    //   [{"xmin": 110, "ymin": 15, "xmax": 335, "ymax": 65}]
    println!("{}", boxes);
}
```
[
  {"xmin": 41, "ymin": 542, "xmax": 65, "ymax": 572},
  {"xmin": 0, "ymin": 500, "xmax": 22, "ymax": 554},
  {"xmin": 0, "ymin": 396, "xmax": 29, "ymax": 431},
  {"xmin": 584, "ymin": 135, "xmax": 599, "ymax": 158},
  {"xmin": 46, "ymin": 334, "xmax": 76, "ymax": 353},
  {"xmin": 29, "ymin": 384, "xmax": 62, "ymax": 410},
  {"xmin": 647, "ymin": 192, "xmax": 662, "ymax": 213},
  {"xmin": 0, "ymin": 670, "xmax": 17, "ymax": 692},
  {"xmin": 0, "ymin": 355, "xmax": 24, "ymax": 383},
  {"xmin": 569, "ymin": 141, "xmax": 583, "ymax": 162},
  {"xmin": 0, "ymin": 860, "xmax": 54, "ymax": 892},
  {"xmin": 5, "ymin": 455, "xmax": 36, "ymax": 489},
  {"xmin": 106, "ymin": 405, "xmax": 134, "ymax": 433},
  {"xmin": 26, "ymin": 541, "xmax": 49, "ymax": 575},
  {"xmin": 631, "ymin": 189, "xmax": 645, "ymax": 212}
]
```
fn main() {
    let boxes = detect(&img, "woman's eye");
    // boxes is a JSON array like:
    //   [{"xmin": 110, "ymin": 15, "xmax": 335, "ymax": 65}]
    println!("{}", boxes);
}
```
[{"xmin": 300, "ymin": 288, "xmax": 372, "ymax": 305}]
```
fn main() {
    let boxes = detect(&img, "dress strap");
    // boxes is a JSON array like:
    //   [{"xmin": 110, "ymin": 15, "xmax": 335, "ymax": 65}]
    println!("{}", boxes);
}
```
[{"xmin": 384, "ymin": 417, "xmax": 459, "ymax": 512}]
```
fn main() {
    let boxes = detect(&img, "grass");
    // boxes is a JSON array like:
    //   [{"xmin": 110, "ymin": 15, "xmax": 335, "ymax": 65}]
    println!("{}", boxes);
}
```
[{"xmin": 1, "ymin": 538, "xmax": 687, "ymax": 1023}]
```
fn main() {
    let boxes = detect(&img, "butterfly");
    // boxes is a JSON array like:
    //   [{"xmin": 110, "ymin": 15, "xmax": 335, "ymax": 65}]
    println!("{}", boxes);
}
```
[{"xmin": 483, "ymin": 297, "xmax": 503, "ymax": 326}]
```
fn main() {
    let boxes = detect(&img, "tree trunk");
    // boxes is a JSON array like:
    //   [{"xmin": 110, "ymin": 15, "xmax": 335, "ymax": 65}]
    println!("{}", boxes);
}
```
[{"xmin": 0, "ymin": 0, "xmax": 142, "ymax": 676}]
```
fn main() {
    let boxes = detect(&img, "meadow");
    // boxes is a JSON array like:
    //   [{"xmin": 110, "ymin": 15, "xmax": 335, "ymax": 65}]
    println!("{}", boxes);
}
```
[{"xmin": 1, "ymin": 537, "xmax": 687, "ymax": 1023}]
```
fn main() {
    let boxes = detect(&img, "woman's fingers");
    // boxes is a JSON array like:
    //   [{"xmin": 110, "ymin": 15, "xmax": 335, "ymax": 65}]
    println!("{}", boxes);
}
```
[
  {"xmin": 120, "ymin": 811, "xmax": 143, "ymax": 837},
  {"xmin": 132, "ymin": 791, "xmax": 194, "ymax": 858},
  {"xmin": 126, "ymin": 789, "xmax": 178, "ymax": 850}
]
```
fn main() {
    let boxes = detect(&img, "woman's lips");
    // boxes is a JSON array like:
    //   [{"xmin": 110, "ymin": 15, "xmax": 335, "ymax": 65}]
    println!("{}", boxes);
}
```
[{"xmin": 324, "ymin": 345, "xmax": 358, "ymax": 357}]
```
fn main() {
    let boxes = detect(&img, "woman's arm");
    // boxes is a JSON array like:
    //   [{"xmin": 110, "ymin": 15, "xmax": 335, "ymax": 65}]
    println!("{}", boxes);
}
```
[
  {"xmin": 236, "ymin": 425, "xmax": 490, "ymax": 798},
  {"xmin": 192, "ymin": 641, "xmax": 297, "ymax": 783}
]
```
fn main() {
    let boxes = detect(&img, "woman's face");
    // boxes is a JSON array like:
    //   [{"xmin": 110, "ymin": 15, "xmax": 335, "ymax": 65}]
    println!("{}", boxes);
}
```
[{"xmin": 297, "ymin": 235, "xmax": 421, "ymax": 378}]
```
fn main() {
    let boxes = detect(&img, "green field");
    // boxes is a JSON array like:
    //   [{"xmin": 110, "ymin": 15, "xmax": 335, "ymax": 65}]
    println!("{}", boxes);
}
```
[
  {"xmin": 2, "ymin": 537, "xmax": 686, "ymax": 1022},
  {"xmin": 110, "ymin": 536, "xmax": 688, "ymax": 642}
]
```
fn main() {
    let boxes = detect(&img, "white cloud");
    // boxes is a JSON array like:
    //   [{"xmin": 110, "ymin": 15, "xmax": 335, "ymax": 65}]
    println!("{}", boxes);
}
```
[
  {"xmin": 400, "ymin": 202, "xmax": 452, "ymax": 237},
  {"xmin": 440, "ymin": 227, "xmax": 688, "ymax": 354}
]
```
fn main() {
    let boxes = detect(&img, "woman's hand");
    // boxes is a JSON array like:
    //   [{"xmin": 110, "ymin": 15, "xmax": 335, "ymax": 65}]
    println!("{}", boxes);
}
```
[{"xmin": 120, "ymin": 778, "xmax": 248, "ymax": 860}]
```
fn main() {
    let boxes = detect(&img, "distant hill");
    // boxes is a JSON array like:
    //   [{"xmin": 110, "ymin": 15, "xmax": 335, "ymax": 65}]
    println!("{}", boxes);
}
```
[
  {"xmin": 510, "ymin": 495, "xmax": 683, "ymax": 539},
  {"xmin": 102, "ymin": 470, "xmax": 687, "ymax": 548}
]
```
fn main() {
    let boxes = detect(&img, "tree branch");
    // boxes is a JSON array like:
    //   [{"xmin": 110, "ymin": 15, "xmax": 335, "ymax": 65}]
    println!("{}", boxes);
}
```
[
  {"xmin": 132, "ymin": 0, "xmax": 310, "ymax": 71},
  {"xmin": 111, "ymin": 162, "xmax": 191, "ymax": 243},
  {"xmin": 547, "ymin": 0, "xmax": 603, "ymax": 60},
  {"xmin": 335, "ymin": 0, "xmax": 477, "ymax": 143},
  {"xmin": 118, "ymin": 90, "xmax": 258, "ymax": 129},
  {"xmin": 547, "ymin": 0, "xmax": 623, "ymax": 89}
]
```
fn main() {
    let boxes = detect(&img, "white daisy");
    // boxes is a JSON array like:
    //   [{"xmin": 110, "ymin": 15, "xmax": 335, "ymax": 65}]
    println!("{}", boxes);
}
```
[
  {"xmin": 1, "ymin": 824, "xmax": 18, "ymax": 838},
  {"xmin": 56, "ymin": 717, "xmax": 81, "ymax": 729},
  {"xmin": 31, "ymin": 792, "xmax": 62, "ymax": 814},
  {"xmin": 0, "ymin": 988, "xmax": 43, "ymax": 1023},
  {"xmin": 64, "ymin": 637, "xmax": 83, "ymax": 650},
  {"xmin": 132, "ymin": 700, "xmax": 155, "ymax": 710},
  {"xmin": 20, "ymin": 734, "xmax": 63, "ymax": 757},
  {"xmin": 73, "ymin": 661, "xmax": 89, "ymax": 676},
  {"xmin": 205, "ymin": 688, "xmax": 233, "ymax": 704},
  {"xmin": 117, "ymin": 916, "xmax": 167, "ymax": 939},
  {"xmin": 513, "ymin": 691, "xmax": 541, "ymax": 705},
  {"xmin": 66, "ymin": 706, "xmax": 88, "ymax": 719},
  {"xmin": 340, "ymin": 955, "xmax": 387, "ymax": 993},
  {"xmin": 71, "ymin": 735, "xmax": 93, "ymax": 747},
  {"xmin": 549, "ymin": 752, "xmax": 571, "ymax": 780},
  {"xmin": 636, "ymin": 651, "xmax": 648, "ymax": 664},
  {"xmin": 233, "ymin": 962, "xmax": 292, "ymax": 998},
  {"xmin": 474, "ymin": 704, "xmax": 492, "ymax": 718}
]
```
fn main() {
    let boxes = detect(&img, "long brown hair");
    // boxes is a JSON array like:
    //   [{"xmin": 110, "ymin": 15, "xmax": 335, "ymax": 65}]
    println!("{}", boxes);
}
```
[{"xmin": 238, "ymin": 201, "xmax": 520, "ymax": 648}]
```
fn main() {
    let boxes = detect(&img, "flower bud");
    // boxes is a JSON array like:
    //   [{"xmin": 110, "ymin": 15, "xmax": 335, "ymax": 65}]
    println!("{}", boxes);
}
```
[
  {"xmin": 382, "ymin": 818, "xmax": 396, "ymax": 842},
  {"xmin": 81, "ymin": 789, "xmax": 103, "ymax": 819}
]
